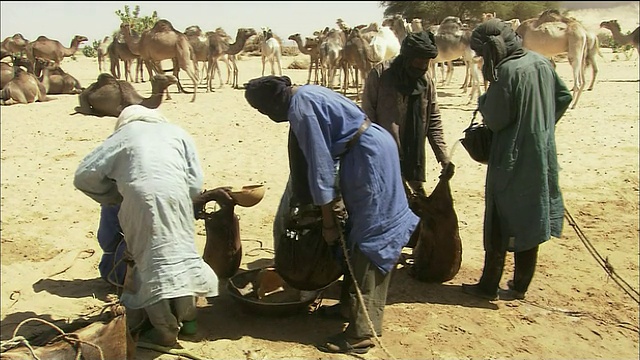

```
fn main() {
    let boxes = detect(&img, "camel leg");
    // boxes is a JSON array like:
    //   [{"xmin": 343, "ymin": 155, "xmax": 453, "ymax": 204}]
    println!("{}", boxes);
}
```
[
  {"xmin": 176, "ymin": 54, "xmax": 198, "ymax": 102},
  {"xmin": 261, "ymin": 55, "xmax": 267, "ymax": 77},
  {"xmin": 587, "ymin": 55, "xmax": 598, "ymax": 91},
  {"xmin": 215, "ymin": 60, "xmax": 224, "ymax": 89},
  {"xmin": 277, "ymin": 55, "xmax": 283, "ymax": 76}
]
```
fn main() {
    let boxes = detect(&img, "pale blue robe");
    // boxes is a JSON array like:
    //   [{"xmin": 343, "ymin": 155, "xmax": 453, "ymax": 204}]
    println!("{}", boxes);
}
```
[{"xmin": 74, "ymin": 105, "xmax": 219, "ymax": 309}]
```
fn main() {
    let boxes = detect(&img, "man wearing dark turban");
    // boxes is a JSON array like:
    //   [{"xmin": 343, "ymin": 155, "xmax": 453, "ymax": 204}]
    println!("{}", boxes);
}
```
[
  {"xmin": 462, "ymin": 19, "xmax": 573, "ymax": 301},
  {"xmin": 245, "ymin": 76, "xmax": 419, "ymax": 354},
  {"xmin": 361, "ymin": 30, "xmax": 452, "ymax": 197}
]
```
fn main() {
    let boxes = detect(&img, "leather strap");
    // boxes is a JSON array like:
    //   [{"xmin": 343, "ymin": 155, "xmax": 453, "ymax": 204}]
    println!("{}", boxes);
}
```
[{"xmin": 344, "ymin": 118, "xmax": 372, "ymax": 154}]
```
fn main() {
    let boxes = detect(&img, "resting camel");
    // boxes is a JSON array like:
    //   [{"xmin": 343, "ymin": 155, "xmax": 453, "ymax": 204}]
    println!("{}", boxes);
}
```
[
  {"xmin": 1, "ymin": 33, "xmax": 30, "ymax": 59},
  {"xmin": 97, "ymin": 36, "xmax": 112, "ymax": 73},
  {"xmin": 74, "ymin": 73, "xmax": 178, "ymax": 117},
  {"xmin": 137, "ymin": 19, "xmax": 199, "ymax": 102},
  {"xmin": 25, "ymin": 35, "xmax": 88, "ymax": 68},
  {"xmin": 1, "ymin": 56, "xmax": 35, "ymax": 89},
  {"xmin": 600, "ymin": 20, "xmax": 640, "ymax": 57},
  {"xmin": 261, "ymin": 27, "xmax": 283, "ymax": 76},
  {"xmin": 39, "ymin": 63, "xmax": 84, "ymax": 94},
  {"xmin": 517, "ymin": 13, "xmax": 588, "ymax": 109},
  {"xmin": 1, "ymin": 67, "xmax": 50, "ymax": 105},
  {"xmin": 288, "ymin": 33, "xmax": 321, "ymax": 84}
]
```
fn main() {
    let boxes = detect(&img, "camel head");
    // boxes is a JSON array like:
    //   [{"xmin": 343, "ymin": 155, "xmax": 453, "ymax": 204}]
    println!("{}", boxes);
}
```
[
  {"xmin": 440, "ymin": 16, "xmax": 463, "ymax": 28},
  {"xmin": 10, "ymin": 33, "xmax": 29, "ymax": 46},
  {"xmin": 304, "ymin": 37, "xmax": 320, "ymax": 49},
  {"xmin": 73, "ymin": 35, "xmax": 89, "ymax": 45},
  {"xmin": 237, "ymin": 28, "xmax": 258, "ymax": 41},
  {"xmin": 600, "ymin": 20, "xmax": 621, "ymax": 32},
  {"xmin": 287, "ymin": 33, "xmax": 300, "ymax": 42},
  {"xmin": 150, "ymin": 74, "xmax": 178, "ymax": 93},
  {"xmin": 184, "ymin": 25, "xmax": 203, "ymax": 37},
  {"xmin": 151, "ymin": 19, "xmax": 176, "ymax": 32}
]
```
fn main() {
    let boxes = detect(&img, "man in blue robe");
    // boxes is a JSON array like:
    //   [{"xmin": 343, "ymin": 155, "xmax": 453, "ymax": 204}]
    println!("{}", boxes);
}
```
[{"xmin": 245, "ymin": 76, "xmax": 419, "ymax": 354}]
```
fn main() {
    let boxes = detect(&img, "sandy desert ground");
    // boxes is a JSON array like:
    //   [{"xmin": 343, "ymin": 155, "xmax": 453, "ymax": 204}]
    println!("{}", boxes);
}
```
[{"xmin": 1, "ymin": 8, "xmax": 639, "ymax": 360}]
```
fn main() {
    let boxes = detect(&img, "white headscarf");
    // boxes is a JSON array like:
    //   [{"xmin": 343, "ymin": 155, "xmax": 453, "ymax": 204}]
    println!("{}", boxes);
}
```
[{"xmin": 114, "ymin": 105, "xmax": 169, "ymax": 131}]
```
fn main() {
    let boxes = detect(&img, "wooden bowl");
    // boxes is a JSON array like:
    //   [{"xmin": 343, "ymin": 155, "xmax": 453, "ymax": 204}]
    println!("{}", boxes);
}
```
[{"xmin": 230, "ymin": 184, "xmax": 265, "ymax": 207}]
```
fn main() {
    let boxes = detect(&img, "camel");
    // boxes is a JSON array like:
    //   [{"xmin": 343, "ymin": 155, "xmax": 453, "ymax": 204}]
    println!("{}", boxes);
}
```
[
  {"xmin": 184, "ymin": 25, "xmax": 211, "ymax": 86},
  {"xmin": 137, "ymin": 19, "xmax": 199, "ymax": 102},
  {"xmin": 382, "ymin": 14, "xmax": 409, "ymax": 43},
  {"xmin": 107, "ymin": 38, "xmax": 140, "ymax": 83},
  {"xmin": 517, "ymin": 13, "xmax": 588, "ymax": 109},
  {"xmin": 341, "ymin": 27, "xmax": 376, "ymax": 101},
  {"xmin": 260, "ymin": 27, "xmax": 283, "ymax": 76},
  {"xmin": 1, "ymin": 33, "xmax": 29, "ymax": 59},
  {"xmin": 1, "ymin": 67, "xmax": 50, "ymax": 105},
  {"xmin": 97, "ymin": 36, "xmax": 112, "ymax": 73},
  {"xmin": 207, "ymin": 27, "xmax": 237, "ymax": 86},
  {"xmin": 600, "ymin": 20, "xmax": 640, "ymax": 57},
  {"xmin": 215, "ymin": 27, "xmax": 257, "ymax": 89},
  {"xmin": 39, "ymin": 63, "xmax": 84, "ymax": 95},
  {"xmin": 364, "ymin": 22, "xmax": 401, "ymax": 63},
  {"xmin": 25, "ymin": 35, "xmax": 88, "ymax": 67},
  {"xmin": 1, "ymin": 56, "xmax": 35, "ymax": 89},
  {"xmin": 430, "ymin": 17, "xmax": 482, "ymax": 104},
  {"xmin": 288, "ymin": 33, "xmax": 321, "ymax": 84},
  {"xmin": 118, "ymin": 23, "xmax": 146, "ymax": 82},
  {"xmin": 74, "ymin": 73, "xmax": 177, "ymax": 117},
  {"xmin": 318, "ymin": 27, "xmax": 346, "ymax": 89}
]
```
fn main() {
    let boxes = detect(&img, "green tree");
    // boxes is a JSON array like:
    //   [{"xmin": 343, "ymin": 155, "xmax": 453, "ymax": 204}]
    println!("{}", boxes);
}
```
[
  {"xmin": 379, "ymin": 1, "xmax": 560, "ymax": 26},
  {"xmin": 82, "ymin": 39, "xmax": 101, "ymax": 58},
  {"xmin": 115, "ymin": 4, "xmax": 159, "ymax": 35}
]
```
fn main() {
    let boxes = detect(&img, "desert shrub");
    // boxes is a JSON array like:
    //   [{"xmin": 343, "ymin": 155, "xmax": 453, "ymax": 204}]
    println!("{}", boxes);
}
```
[{"xmin": 82, "ymin": 40, "xmax": 101, "ymax": 58}]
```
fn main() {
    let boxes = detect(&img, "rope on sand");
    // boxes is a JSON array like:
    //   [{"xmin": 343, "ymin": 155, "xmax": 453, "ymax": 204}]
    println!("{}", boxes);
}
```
[{"xmin": 137, "ymin": 341, "xmax": 212, "ymax": 360}]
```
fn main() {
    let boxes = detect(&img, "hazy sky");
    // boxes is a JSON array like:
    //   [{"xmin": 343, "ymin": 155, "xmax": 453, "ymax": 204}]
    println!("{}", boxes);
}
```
[{"xmin": 1, "ymin": 1, "xmax": 387, "ymax": 46}]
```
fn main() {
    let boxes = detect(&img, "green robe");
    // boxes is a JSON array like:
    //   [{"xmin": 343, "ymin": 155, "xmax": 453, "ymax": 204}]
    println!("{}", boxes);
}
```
[{"xmin": 478, "ymin": 50, "xmax": 573, "ymax": 252}]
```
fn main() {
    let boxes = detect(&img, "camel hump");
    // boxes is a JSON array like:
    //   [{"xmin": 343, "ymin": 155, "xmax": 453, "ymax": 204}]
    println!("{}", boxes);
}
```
[
  {"xmin": 35, "ymin": 35, "xmax": 50, "ymax": 41},
  {"xmin": 95, "ymin": 73, "xmax": 118, "ymax": 86}
]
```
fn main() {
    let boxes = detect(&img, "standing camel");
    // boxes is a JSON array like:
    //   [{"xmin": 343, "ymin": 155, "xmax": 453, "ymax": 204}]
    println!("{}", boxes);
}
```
[
  {"xmin": 517, "ymin": 16, "xmax": 588, "ymax": 109},
  {"xmin": 288, "ymin": 33, "xmax": 321, "ymax": 84},
  {"xmin": 97, "ymin": 36, "xmax": 112, "ymax": 73},
  {"xmin": 260, "ymin": 27, "xmax": 283, "ymax": 76},
  {"xmin": 222, "ymin": 28, "xmax": 257, "ymax": 89},
  {"xmin": 341, "ymin": 27, "xmax": 375, "ymax": 101},
  {"xmin": 184, "ymin": 25, "xmax": 211, "ymax": 85},
  {"xmin": 319, "ymin": 27, "xmax": 346, "ymax": 89},
  {"xmin": 25, "ymin": 35, "xmax": 88, "ymax": 68},
  {"xmin": 137, "ymin": 19, "xmax": 199, "ymax": 102},
  {"xmin": 118, "ymin": 23, "xmax": 146, "ymax": 83},
  {"xmin": 600, "ymin": 20, "xmax": 640, "ymax": 57}
]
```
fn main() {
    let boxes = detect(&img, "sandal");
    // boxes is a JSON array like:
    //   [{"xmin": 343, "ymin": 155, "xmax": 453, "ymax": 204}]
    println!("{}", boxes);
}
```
[
  {"xmin": 316, "ymin": 333, "xmax": 374, "ymax": 354},
  {"xmin": 316, "ymin": 304, "xmax": 349, "ymax": 320}
]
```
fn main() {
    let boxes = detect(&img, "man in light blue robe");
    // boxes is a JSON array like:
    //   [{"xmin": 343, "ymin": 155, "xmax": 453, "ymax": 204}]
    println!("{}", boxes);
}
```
[
  {"xmin": 74, "ymin": 105, "xmax": 220, "ymax": 347},
  {"xmin": 245, "ymin": 76, "xmax": 419, "ymax": 354}
]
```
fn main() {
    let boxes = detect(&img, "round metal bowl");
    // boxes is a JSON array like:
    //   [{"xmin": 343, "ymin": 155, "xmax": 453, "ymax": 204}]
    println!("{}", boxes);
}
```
[{"xmin": 226, "ymin": 267, "xmax": 320, "ymax": 317}]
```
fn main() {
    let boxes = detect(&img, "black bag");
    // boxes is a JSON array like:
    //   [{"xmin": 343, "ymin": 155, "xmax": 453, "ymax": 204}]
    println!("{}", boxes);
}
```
[
  {"xmin": 274, "ymin": 131, "xmax": 343, "ymax": 291},
  {"xmin": 461, "ymin": 109, "xmax": 492, "ymax": 165}
]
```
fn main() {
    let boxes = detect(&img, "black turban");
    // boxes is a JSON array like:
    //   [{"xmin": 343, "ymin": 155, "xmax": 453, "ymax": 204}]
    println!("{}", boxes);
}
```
[
  {"xmin": 244, "ymin": 75, "xmax": 293, "ymax": 122},
  {"xmin": 470, "ymin": 18, "xmax": 524, "ymax": 82},
  {"xmin": 400, "ymin": 31, "xmax": 439, "ymax": 59}
]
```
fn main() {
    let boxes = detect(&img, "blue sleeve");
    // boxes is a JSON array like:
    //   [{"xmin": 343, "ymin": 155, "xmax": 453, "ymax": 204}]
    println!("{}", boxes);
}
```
[
  {"xmin": 289, "ymin": 110, "xmax": 337, "ymax": 206},
  {"xmin": 73, "ymin": 136, "xmax": 123, "ymax": 205}
]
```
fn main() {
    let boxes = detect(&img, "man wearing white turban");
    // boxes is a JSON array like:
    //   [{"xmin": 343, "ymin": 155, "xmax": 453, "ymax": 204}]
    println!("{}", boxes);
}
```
[{"xmin": 74, "ymin": 105, "xmax": 229, "ymax": 346}]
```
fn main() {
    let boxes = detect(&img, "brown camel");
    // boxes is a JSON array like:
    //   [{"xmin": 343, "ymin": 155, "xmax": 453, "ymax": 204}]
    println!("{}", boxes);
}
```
[
  {"xmin": 288, "ymin": 33, "xmax": 321, "ymax": 84},
  {"xmin": 517, "ymin": 12, "xmax": 588, "ymax": 109},
  {"xmin": 115, "ymin": 25, "xmax": 145, "ymax": 83},
  {"xmin": 600, "ymin": 19, "xmax": 640, "ymax": 56},
  {"xmin": 1, "ymin": 56, "xmax": 35, "ymax": 89},
  {"xmin": 211, "ymin": 27, "xmax": 257, "ymax": 89},
  {"xmin": 38, "ymin": 63, "xmax": 84, "ymax": 94},
  {"xmin": 1, "ymin": 33, "xmax": 30, "ymax": 59},
  {"xmin": 184, "ymin": 25, "xmax": 211, "ymax": 86},
  {"xmin": 212, "ymin": 27, "xmax": 236, "ymax": 86},
  {"xmin": 97, "ymin": 36, "xmax": 112, "ymax": 73},
  {"xmin": 25, "ymin": 35, "xmax": 88, "ymax": 67},
  {"xmin": 137, "ymin": 19, "xmax": 199, "ymax": 102},
  {"xmin": 74, "ymin": 73, "xmax": 178, "ymax": 117},
  {"xmin": 341, "ymin": 27, "xmax": 376, "ymax": 101},
  {"xmin": 107, "ymin": 39, "xmax": 139, "ymax": 83},
  {"xmin": 1, "ymin": 67, "xmax": 50, "ymax": 105}
]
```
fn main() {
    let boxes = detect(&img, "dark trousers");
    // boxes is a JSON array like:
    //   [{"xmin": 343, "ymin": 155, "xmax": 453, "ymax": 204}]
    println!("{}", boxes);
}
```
[
  {"xmin": 340, "ymin": 246, "xmax": 392, "ymax": 339},
  {"xmin": 479, "ymin": 206, "xmax": 539, "ymax": 294}
]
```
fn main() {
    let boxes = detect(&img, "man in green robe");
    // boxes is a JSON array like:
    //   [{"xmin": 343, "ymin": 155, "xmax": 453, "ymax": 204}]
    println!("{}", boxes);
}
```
[{"xmin": 462, "ymin": 19, "xmax": 573, "ymax": 300}]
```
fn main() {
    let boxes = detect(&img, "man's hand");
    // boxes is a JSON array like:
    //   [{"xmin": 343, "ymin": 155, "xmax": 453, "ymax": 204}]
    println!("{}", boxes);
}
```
[{"xmin": 210, "ymin": 186, "xmax": 235, "ymax": 207}]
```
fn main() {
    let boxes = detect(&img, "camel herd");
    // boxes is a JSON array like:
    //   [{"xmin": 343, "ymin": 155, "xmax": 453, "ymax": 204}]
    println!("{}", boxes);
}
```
[{"xmin": 1, "ymin": 11, "xmax": 639, "ymax": 112}]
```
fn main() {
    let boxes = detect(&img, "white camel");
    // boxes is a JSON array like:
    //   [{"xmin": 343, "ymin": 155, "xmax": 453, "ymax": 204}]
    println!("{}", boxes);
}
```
[{"xmin": 260, "ymin": 27, "xmax": 282, "ymax": 76}]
